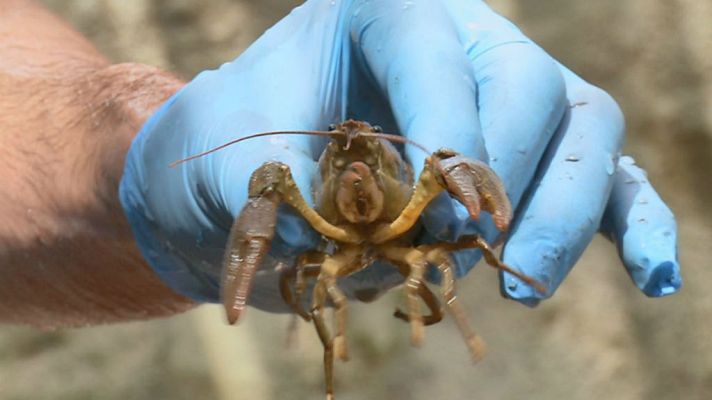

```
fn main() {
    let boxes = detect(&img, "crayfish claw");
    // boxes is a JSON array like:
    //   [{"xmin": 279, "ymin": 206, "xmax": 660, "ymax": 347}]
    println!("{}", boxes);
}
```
[
  {"xmin": 221, "ymin": 192, "xmax": 280, "ymax": 325},
  {"xmin": 435, "ymin": 153, "xmax": 513, "ymax": 232}
]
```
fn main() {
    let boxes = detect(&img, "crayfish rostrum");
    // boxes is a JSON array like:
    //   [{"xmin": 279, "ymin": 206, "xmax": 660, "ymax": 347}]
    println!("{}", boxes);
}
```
[{"xmin": 173, "ymin": 120, "xmax": 545, "ymax": 400}]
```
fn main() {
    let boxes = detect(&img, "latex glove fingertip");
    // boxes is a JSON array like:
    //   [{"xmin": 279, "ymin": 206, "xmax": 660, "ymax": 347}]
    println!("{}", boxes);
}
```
[
  {"xmin": 603, "ymin": 155, "xmax": 682, "ymax": 297},
  {"xmin": 641, "ymin": 260, "xmax": 682, "ymax": 297},
  {"xmin": 500, "ymin": 240, "xmax": 562, "ymax": 307}
]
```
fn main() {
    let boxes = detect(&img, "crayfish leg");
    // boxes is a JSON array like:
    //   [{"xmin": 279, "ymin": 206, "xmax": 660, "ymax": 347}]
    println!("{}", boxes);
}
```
[
  {"xmin": 311, "ymin": 302, "xmax": 335, "ymax": 400},
  {"xmin": 371, "ymin": 151, "xmax": 514, "ymax": 244},
  {"xmin": 436, "ymin": 236, "xmax": 548, "ymax": 295},
  {"xmin": 423, "ymin": 247, "xmax": 487, "ymax": 362},
  {"xmin": 279, "ymin": 258, "xmax": 321, "ymax": 348},
  {"xmin": 391, "ymin": 261, "xmax": 444, "ymax": 326},
  {"xmin": 279, "ymin": 253, "xmax": 323, "ymax": 322},
  {"xmin": 314, "ymin": 254, "xmax": 352, "ymax": 362},
  {"xmin": 380, "ymin": 247, "xmax": 428, "ymax": 347},
  {"xmin": 222, "ymin": 161, "xmax": 358, "ymax": 326},
  {"xmin": 371, "ymin": 166, "xmax": 445, "ymax": 244},
  {"xmin": 310, "ymin": 251, "xmax": 356, "ymax": 399}
]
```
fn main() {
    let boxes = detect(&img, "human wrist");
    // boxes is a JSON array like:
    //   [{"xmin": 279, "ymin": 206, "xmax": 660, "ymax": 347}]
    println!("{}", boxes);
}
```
[
  {"xmin": 0, "ymin": 60, "xmax": 194, "ymax": 326},
  {"xmin": 87, "ymin": 63, "xmax": 184, "ymax": 214}
]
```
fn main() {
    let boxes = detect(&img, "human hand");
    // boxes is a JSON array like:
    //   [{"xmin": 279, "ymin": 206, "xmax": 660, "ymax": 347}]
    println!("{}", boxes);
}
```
[
  {"xmin": 387, "ymin": 1, "xmax": 681, "ymax": 304},
  {"xmin": 120, "ymin": 0, "xmax": 681, "ymax": 312},
  {"xmin": 118, "ymin": 0, "xmax": 438, "ymax": 310},
  {"xmin": 120, "ymin": 0, "xmax": 487, "ymax": 309},
  {"xmin": 119, "ymin": 1, "xmax": 352, "ymax": 309}
]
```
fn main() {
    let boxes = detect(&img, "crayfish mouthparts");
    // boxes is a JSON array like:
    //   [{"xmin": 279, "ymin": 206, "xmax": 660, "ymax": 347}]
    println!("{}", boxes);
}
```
[{"xmin": 336, "ymin": 161, "xmax": 384, "ymax": 224}]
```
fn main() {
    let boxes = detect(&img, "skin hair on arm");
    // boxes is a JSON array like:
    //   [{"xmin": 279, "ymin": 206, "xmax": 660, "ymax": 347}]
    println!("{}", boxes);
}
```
[{"xmin": 0, "ymin": 0, "xmax": 195, "ymax": 328}]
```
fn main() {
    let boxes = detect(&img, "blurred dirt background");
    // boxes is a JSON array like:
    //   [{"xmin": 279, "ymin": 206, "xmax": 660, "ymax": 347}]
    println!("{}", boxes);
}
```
[{"xmin": 1, "ymin": 1, "xmax": 711, "ymax": 399}]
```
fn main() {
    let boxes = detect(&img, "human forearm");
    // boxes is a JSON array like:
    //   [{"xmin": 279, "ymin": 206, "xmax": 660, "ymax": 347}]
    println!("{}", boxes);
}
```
[{"xmin": 0, "ymin": 0, "xmax": 194, "ymax": 327}]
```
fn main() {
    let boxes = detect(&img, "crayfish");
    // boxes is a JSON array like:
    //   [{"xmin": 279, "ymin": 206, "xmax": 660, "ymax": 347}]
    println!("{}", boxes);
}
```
[{"xmin": 173, "ymin": 120, "xmax": 545, "ymax": 399}]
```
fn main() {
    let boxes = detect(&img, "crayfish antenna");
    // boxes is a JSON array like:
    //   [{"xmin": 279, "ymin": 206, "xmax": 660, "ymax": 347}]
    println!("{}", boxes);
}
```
[{"xmin": 169, "ymin": 123, "xmax": 434, "ymax": 167}]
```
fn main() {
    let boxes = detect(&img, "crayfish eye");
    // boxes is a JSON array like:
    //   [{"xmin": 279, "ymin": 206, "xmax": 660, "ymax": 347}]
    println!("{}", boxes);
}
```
[
  {"xmin": 372, "ymin": 125, "xmax": 383, "ymax": 133},
  {"xmin": 328, "ymin": 124, "xmax": 337, "ymax": 131}
]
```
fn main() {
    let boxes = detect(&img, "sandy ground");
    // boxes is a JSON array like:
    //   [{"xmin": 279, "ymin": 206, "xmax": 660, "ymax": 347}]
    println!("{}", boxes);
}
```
[{"xmin": 1, "ymin": 1, "xmax": 710, "ymax": 399}]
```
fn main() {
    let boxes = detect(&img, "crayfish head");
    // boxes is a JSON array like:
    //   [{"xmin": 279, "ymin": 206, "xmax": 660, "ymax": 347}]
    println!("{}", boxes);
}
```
[{"xmin": 336, "ymin": 161, "xmax": 384, "ymax": 224}]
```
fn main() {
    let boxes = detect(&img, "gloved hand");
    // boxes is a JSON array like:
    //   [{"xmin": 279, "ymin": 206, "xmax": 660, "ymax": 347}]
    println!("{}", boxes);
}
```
[
  {"xmin": 120, "ymin": 0, "xmax": 681, "ymax": 312},
  {"xmin": 391, "ymin": 1, "xmax": 682, "ymax": 305}
]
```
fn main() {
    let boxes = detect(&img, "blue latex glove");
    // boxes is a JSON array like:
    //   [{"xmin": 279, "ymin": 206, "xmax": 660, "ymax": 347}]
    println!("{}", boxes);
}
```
[
  {"xmin": 120, "ymin": 0, "xmax": 681, "ymax": 312},
  {"xmin": 391, "ymin": 1, "xmax": 682, "ymax": 305}
]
